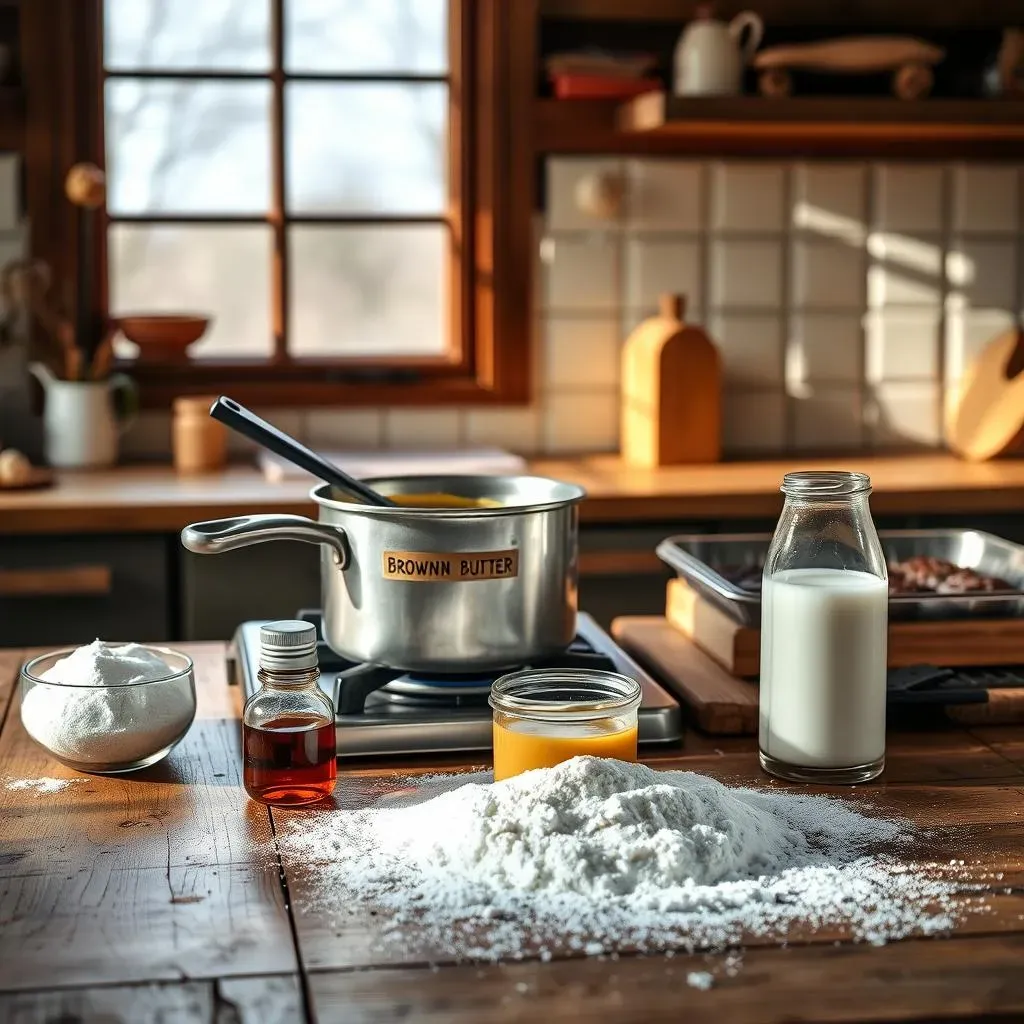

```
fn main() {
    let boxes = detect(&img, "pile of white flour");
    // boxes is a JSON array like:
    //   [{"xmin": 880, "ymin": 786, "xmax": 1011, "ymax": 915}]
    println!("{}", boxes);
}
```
[
  {"xmin": 21, "ymin": 640, "xmax": 194, "ymax": 767},
  {"xmin": 281, "ymin": 756, "xmax": 979, "ymax": 960}
]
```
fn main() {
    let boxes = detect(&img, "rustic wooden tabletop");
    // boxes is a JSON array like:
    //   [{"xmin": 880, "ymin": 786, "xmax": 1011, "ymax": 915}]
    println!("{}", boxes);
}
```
[{"xmin": 1, "ymin": 643, "xmax": 1023, "ymax": 1023}]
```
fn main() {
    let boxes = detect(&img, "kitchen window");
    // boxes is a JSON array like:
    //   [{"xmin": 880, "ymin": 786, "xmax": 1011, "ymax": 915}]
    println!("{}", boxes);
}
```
[{"xmin": 22, "ymin": 0, "xmax": 533, "ymax": 407}]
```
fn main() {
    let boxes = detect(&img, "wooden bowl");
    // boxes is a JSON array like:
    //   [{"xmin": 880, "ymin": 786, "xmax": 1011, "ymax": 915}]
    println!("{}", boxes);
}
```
[{"xmin": 117, "ymin": 315, "xmax": 211, "ymax": 363}]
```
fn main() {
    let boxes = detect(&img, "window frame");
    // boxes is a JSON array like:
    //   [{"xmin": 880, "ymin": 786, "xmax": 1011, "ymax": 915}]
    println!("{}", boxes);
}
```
[{"xmin": 22, "ymin": 0, "xmax": 536, "ymax": 408}]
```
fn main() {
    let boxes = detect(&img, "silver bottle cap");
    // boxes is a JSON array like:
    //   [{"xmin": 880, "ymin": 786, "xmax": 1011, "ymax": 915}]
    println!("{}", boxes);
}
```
[{"xmin": 259, "ymin": 620, "xmax": 318, "ymax": 671}]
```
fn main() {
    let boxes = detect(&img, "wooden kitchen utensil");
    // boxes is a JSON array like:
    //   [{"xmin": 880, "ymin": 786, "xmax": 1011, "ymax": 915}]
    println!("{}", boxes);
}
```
[
  {"xmin": 946, "ymin": 326, "xmax": 1024, "ymax": 462},
  {"xmin": 753, "ymin": 35, "xmax": 944, "ymax": 98},
  {"xmin": 666, "ymin": 577, "xmax": 1024, "ymax": 676},
  {"xmin": 620, "ymin": 293, "xmax": 721, "ymax": 467}
]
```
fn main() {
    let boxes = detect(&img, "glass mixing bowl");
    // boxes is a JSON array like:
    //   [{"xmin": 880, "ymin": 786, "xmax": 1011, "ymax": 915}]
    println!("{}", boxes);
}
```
[{"xmin": 20, "ymin": 645, "xmax": 196, "ymax": 773}]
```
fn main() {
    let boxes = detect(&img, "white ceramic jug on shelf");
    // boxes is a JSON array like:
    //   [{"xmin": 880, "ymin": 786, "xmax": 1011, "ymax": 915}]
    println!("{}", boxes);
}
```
[
  {"xmin": 29, "ymin": 363, "xmax": 137, "ymax": 469},
  {"xmin": 673, "ymin": 5, "xmax": 764, "ymax": 96}
]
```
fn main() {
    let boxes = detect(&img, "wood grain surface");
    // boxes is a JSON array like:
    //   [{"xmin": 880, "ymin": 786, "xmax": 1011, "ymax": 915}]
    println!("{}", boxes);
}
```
[
  {"xmin": 3, "ymin": 641, "xmax": 1024, "ymax": 1023},
  {"xmin": 0, "ymin": 644, "xmax": 298, "ymax": 993},
  {"xmin": 666, "ymin": 577, "xmax": 1024, "ymax": 677},
  {"xmin": 5, "ymin": 453, "xmax": 1024, "ymax": 534}
]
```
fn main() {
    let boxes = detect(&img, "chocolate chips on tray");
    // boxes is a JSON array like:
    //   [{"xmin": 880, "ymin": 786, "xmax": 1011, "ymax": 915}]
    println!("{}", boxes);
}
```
[{"xmin": 720, "ymin": 556, "xmax": 1014, "ymax": 597}]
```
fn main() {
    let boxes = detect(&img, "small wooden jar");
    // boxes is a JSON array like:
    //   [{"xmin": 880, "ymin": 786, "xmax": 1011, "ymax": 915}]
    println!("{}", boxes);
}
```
[{"xmin": 173, "ymin": 396, "xmax": 226, "ymax": 475}]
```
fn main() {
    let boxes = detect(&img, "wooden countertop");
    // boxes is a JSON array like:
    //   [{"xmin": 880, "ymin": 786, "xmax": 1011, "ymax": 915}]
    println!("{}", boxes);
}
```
[
  {"xmin": 3, "ymin": 453, "xmax": 1024, "ymax": 534},
  {"xmin": 1, "ymin": 642, "xmax": 1023, "ymax": 1021}
]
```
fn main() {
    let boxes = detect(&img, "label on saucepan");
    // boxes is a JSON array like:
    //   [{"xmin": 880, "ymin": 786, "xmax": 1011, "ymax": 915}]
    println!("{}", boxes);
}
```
[{"xmin": 381, "ymin": 549, "xmax": 520, "ymax": 582}]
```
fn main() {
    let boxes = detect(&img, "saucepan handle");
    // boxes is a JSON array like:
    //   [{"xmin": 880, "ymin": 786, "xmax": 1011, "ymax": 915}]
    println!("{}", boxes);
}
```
[{"xmin": 180, "ymin": 514, "xmax": 349, "ymax": 568}]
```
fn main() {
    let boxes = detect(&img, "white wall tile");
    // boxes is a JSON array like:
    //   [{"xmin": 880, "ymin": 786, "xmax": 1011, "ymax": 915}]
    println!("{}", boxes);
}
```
[
  {"xmin": 120, "ymin": 411, "xmax": 171, "ymax": 461},
  {"xmin": 791, "ymin": 387, "xmax": 863, "ymax": 451},
  {"xmin": 541, "ymin": 390, "xmax": 619, "ymax": 454},
  {"xmin": 791, "ymin": 238, "xmax": 865, "ymax": 308},
  {"xmin": 710, "ymin": 239, "xmax": 783, "ymax": 307},
  {"xmin": 792, "ymin": 163, "xmax": 866, "ymax": 241},
  {"xmin": 547, "ymin": 158, "xmax": 624, "ymax": 231},
  {"xmin": 944, "ymin": 308, "xmax": 1018, "ymax": 383},
  {"xmin": 384, "ymin": 410, "xmax": 462, "ymax": 449},
  {"xmin": 543, "ymin": 317, "xmax": 620, "ymax": 390},
  {"xmin": 306, "ymin": 409, "xmax": 385, "ymax": 449},
  {"xmin": 787, "ymin": 314, "xmax": 862, "ymax": 384},
  {"xmin": 867, "ymin": 232, "xmax": 944, "ymax": 307},
  {"xmin": 0, "ymin": 156, "xmax": 19, "ymax": 230},
  {"xmin": 228, "ymin": 409, "xmax": 305, "ymax": 458},
  {"xmin": 542, "ymin": 235, "xmax": 619, "ymax": 312},
  {"xmin": 946, "ymin": 238, "xmax": 1018, "ymax": 312},
  {"xmin": 625, "ymin": 159, "xmax": 703, "ymax": 231},
  {"xmin": 464, "ymin": 407, "xmax": 542, "ymax": 454},
  {"xmin": 867, "ymin": 382, "xmax": 941, "ymax": 449},
  {"xmin": 952, "ymin": 165, "xmax": 1019, "ymax": 234},
  {"xmin": 865, "ymin": 310, "xmax": 940, "ymax": 382},
  {"xmin": 709, "ymin": 313, "xmax": 783, "ymax": 387},
  {"xmin": 722, "ymin": 390, "xmax": 786, "ymax": 454},
  {"xmin": 624, "ymin": 237, "xmax": 702, "ymax": 312},
  {"xmin": 873, "ymin": 164, "xmax": 944, "ymax": 233},
  {"xmin": 711, "ymin": 163, "xmax": 786, "ymax": 232}
]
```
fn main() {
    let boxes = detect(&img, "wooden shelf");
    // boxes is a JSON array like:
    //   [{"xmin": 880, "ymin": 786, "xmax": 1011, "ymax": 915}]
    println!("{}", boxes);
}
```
[
  {"xmin": 535, "ymin": 94, "xmax": 1024, "ymax": 158},
  {"xmin": 540, "ymin": 0, "xmax": 1021, "ymax": 28}
]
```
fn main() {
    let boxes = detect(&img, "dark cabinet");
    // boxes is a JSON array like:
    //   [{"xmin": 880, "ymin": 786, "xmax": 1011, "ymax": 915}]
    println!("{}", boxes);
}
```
[{"xmin": 0, "ymin": 535, "xmax": 172, "ymax": 646}]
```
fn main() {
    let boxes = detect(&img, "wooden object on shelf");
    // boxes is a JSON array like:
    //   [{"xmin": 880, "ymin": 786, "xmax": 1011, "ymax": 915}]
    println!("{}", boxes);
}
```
[
  {"xmin": 666, "ymin": 577, "xmax": 1024, "ymax": 677},
  {"xmin": 946, "ymin": 326, "xmax": 1024, "ymax": 462},
  {"xmin": 620, "ymin": 293, "xmax": 721, "ymax": 467},
  {"xmin": 752, "ymin": 36, "xmax": 944, "ymax": 99},
  {"xmin": 611, "ymin": 615, "xmax": 758, "ymax": 734}
]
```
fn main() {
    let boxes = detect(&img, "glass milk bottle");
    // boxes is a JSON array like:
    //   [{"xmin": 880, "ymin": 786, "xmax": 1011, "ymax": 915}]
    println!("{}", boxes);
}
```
[{"xmin": 759, "ymin": 471, "xmax": 888, "ymax": 785}]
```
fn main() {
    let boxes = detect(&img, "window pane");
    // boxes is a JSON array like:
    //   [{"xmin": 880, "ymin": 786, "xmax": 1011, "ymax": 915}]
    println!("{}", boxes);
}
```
[
  {"xmin": 109, "ymin": 225, "xmax": 273, "ymax": 359},
  {"xmin": 286, "ymin": 0, "xmax": 447, "ymax": 74},
  {"xmin": 286, "ymin": 83, "xmax": 446, "ymax": 215},
  {"xmin": 106, "ymin": 80, "xmax": 271, "ymax": 215},
  {"xmin": 290, "ymin": 226, "xmax": 445, "ymax": 356},
  {"xmin": 105, "ymin": 0, "xmax": 271, "ymax": 71}
]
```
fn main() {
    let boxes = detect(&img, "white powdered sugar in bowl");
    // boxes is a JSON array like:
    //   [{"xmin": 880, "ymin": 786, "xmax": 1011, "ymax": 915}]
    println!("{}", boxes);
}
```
[
  {"xmin": 280, "ymin": 756, "xmax": 988, "ymax": 962},
  {"xmin": 20, "ymin": 640, "xmax": 196, "ymax": 773}
]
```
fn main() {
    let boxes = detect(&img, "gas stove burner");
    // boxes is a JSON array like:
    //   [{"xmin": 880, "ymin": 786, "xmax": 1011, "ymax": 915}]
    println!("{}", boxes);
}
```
[
  {"xmin": 383, "ymin": 674, "xmax": 496, "ymax": 699},
  {"xmin": 370, "ymin": 687, "xmax": 492, "ymax": 709},
  {"xmin": 232, "ymin": 612, "xmax": 683, "ymax": 756}
]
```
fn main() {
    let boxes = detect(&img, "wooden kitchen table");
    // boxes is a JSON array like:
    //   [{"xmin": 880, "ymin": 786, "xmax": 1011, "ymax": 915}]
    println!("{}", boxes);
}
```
[{"xmin": 1, "ymin": 644, "xmax": 1024, "ymax": 1023}]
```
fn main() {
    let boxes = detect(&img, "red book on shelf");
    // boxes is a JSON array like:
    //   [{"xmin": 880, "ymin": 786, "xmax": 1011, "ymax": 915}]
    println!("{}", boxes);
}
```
[{"xmin": 551, "ymin": 74, "xmax": 662, "ymax": 100}]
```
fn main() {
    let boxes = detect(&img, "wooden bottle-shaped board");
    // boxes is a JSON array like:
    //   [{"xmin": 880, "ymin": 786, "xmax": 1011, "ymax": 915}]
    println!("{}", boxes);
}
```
[
  {"xmin": 946, "ymin": 327, "xmax": 1024, "ymax": 461},
  {"xmin": 620, "ymin": 293, "xmax": 721, "ymax": 466}
]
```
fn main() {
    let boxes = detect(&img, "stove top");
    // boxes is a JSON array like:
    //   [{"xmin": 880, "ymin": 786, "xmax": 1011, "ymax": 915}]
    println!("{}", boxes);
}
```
[{"xmin": 230, "ymin": 612, "xmax": 682, "ymax": 758}]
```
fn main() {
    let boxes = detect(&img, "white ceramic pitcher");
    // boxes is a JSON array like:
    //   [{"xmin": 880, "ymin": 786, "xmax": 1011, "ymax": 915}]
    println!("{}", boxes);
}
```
[
  {"xmin": 29, "ymin": 363, "xmax": 137, "ymax": 469},
  {"xmin": 673, "ymin": 7, "xmax": 764, "ymax": 96}
]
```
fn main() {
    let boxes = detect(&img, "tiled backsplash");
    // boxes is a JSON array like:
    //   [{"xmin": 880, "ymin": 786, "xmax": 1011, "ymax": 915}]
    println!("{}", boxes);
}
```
[
  {"xmin": 46, "ymin": 155, "xmax": 1023, "ymax": 461},
  {"xmin": 542, "ymin": 158, "xmax": 1024, "ymax": 457}
]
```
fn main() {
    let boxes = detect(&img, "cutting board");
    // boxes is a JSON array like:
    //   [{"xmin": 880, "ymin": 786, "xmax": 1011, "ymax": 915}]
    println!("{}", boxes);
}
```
[
  {"xmin": 666, "ymin": 578, "xmax": 1024, "ymax": 676},
  {"xmin": 946, "ymin": 326, "xmax": 1024, "ymax": 461},
  {"xmin": 613, "ymin": 614, "xmax": 1024, "ymax": 734}
]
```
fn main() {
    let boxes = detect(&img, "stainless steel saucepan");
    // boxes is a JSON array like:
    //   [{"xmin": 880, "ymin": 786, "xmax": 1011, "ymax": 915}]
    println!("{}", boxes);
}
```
[{"xmin": 181, "ymin": 474, "xmax": 586, "ymax": 672}]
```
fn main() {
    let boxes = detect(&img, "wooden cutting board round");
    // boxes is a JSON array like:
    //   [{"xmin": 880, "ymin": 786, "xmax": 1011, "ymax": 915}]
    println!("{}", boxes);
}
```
[{"xmin": 946, "ymin": 326, "xmax": 1024, "ymax": 461}]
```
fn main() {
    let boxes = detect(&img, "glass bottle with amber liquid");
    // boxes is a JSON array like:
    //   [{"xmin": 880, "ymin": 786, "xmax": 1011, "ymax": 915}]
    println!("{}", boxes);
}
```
[{"xmin": 242, "ymin": 620, "xmax": 336, "ymax": 806}]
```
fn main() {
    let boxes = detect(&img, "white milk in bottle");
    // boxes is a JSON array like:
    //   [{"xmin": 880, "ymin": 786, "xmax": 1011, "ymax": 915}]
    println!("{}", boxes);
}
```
[{"xmin": 759, "ymin": 472, "xmax": 888, "ymax": 784}]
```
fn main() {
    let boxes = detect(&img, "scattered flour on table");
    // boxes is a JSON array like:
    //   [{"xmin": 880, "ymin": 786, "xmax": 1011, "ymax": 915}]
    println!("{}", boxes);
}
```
[
  {"xmin": 280, "ymin": 756, "xmax": 985, "ymax": 961},
  {"xmin": 686, "ymin": 971, "xmax": 715, "ymax": 991},
  {"xmin": 20, "ymin": 640, "xmax": 194, "ymax": 766},
  {"xmin": 4, "ymin": 776, "xmax": 81, "ymax": 793}
]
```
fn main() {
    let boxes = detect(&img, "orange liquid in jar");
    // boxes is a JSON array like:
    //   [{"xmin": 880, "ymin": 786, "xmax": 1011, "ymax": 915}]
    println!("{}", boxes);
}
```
[{"xmin": 492, "ymin": 716, "xmax": 638, "ymax": 781}]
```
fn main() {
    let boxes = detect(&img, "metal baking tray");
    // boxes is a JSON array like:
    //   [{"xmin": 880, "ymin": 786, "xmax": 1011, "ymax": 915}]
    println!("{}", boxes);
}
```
[{"xmin": 656, "ymin": 529, "xmax": 1024, "ymax": 627}]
